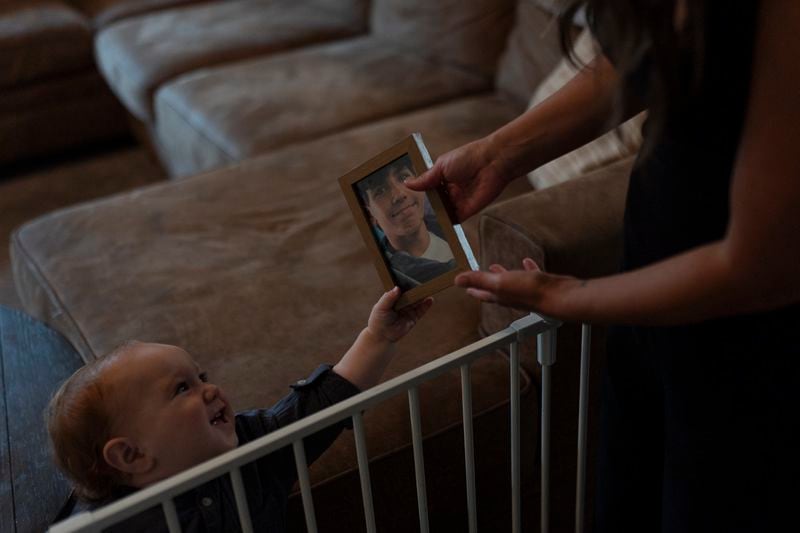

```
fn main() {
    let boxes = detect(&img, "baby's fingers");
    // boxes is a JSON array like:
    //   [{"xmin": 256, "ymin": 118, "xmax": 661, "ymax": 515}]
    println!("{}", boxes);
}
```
[
  {"xmin": 408, "ymin": 297, "xmax": 433, "ymax": 321},
  {"xmin": 398, "ymin": 297, "xmax": 432, "ymax": 324},
  {"xmin": 374, "ymin": 286, "xmax": 401, "ymax": 311}
]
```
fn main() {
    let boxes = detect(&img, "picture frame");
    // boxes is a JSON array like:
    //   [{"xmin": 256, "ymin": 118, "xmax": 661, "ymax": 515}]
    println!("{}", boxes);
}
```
[{"xmin": 339, "ymin": 133, "xmax": 477, "ymax": 308}]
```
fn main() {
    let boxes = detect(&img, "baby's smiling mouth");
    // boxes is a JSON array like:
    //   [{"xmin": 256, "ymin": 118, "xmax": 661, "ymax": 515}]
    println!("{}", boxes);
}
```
[{"xmin": 210, "ymin": 407, "xmax": 228, "ymax": 426}]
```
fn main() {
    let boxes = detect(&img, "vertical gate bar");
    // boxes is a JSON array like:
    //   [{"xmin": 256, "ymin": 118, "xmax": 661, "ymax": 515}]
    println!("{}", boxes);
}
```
[
  {"xmin": 575, "ymin": 325, "xmax": 592, "ymax": 533},
  {"xmin": 229, "ymin": 467, "xmax": 254, "ymax": 533},
  {"xmin": 408, "ymin": 387, "xmax": 430, "ymax": 533},
  {"xmin": 162, "ymin": 498, "xmax": 182, "ymax": 533},
  {"xmin": 538, "ymin": 329, "xmax": 557, "ymax": 533},
  {"xmin": 460, "ymin": 364, "xmax": 478, "ymax": 533},
  {"xmin": 293, "ymin": 440, "xmax": 319, "ymax": 533},
  {"xmin": 541, "ymin": 363, "xmax": 552, "ymax": 533},
  {"xmin": 352, "ymin": 413, "xmax": 377, "ymax": 533},
  {"xmin": 510, "ymin": 340, "xmax": 521, "ymax": 533}
]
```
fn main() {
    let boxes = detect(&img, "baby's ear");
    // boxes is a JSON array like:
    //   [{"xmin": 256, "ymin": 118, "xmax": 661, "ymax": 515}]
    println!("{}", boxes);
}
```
[{"xmin": 103, "ymin": 437, "xmax": 154, "ymax": 475}]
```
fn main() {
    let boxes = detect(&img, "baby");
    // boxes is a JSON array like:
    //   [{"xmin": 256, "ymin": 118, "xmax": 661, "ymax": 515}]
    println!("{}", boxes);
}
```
[{"xmin": 48, "ymin": 287, "xmax": 432, "ymax": 531}]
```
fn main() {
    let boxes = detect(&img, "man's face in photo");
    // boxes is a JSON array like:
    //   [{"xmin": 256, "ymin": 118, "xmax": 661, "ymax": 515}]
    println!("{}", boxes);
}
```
[{"xmin": 364, "ymin": 164, "xmax": 427, "ymax": 243}]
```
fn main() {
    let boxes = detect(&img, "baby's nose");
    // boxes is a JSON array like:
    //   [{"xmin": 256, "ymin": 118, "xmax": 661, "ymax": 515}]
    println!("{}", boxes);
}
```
[{"xmin": 202, "ymin": 383, "xmax": 219, "ymax": 402}]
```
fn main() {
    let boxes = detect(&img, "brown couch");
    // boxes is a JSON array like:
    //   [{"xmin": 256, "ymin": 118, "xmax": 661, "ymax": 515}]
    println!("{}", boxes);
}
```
[
  {"xmin": 0, "ymin": 0, "xmax": 368, "ymax": 167},
  {"xmin": 93, "ymin": 0, "xmax": 516, "ymax": 177},
  {"xmin": 11, "ymin": 1, "xmax": 634, "ymax": 531},
  {"xmin": 0, "ymin": 0, "xmax": 217, "ymax": 166}
]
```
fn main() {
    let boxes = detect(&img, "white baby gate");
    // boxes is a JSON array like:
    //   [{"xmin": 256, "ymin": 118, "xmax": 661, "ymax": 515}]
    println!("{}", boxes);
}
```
[{"xmin": 49, "ymin": 314, "xmax": 593, "ymax": 533}]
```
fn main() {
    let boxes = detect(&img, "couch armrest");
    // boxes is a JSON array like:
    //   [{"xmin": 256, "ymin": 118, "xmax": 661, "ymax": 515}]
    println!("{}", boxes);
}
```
[{"xmin": 478, "ymin": 155, "xmax": 634, "ymax": 338}]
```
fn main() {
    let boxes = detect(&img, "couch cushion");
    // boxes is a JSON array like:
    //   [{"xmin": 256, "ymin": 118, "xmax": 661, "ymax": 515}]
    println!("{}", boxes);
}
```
[
  {"xmin": 0, "ymin": 71, "xmax": 127, "ymax": 165},
  {"xmin": 13, "ymin": 93, "xmax": 523, "ymax": 364},
  {"xmin": 68, "ymin": 0, "xmax": 208, "ymax": 28},
  {"xmin": 154, "ymin": 36, "xmax": 491, "ymax": 177},
  {"xmin": 12, "ymin": 93, "xmax": 534, "ymax": 529},
  {"xmin": 95, "ymin": 0, "xmax": 368, "ymax": 123},
  {"xmin": 370, "ymin": 0, "xmax": 516, "ymax": 78},
  {"xmin": 0, "ymin": 1, "xmax": 92, "ymax": 90},
  {"xmin": 495, "ymin": 0, "xmax": 565, "ymax": 105}
]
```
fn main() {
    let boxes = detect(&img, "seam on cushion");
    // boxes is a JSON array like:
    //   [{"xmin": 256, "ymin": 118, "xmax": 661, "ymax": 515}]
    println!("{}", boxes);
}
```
[
  {"xmin": 292, "ymin": 349, "xmax": 533, "ymax": 494},
  {"xmin": 10, "ymin": 226, "xmax": 95, "ymax": 363},
  {"xmin": 374, "ymin": 39, "xmax": 493, "ymax": 85},
  {"xmin": 132, "ymin": 5, "xmax": 367, "ymax": 121},
  {"xmin": 156, "ymin": 87, "xmax": 239, "ymax": 161},
  {"xmin": 155, "ymin": 37, "xmax": 493, "ymax": 162},
  {"xmin": 480, "ymin": 212, "xmax": 548, "ymax": 270}
]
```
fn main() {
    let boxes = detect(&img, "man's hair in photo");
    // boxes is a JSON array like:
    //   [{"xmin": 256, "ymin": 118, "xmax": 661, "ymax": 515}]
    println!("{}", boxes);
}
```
[{"xmin": 355, "ymin": 154, "xmax": 414, "ymax": 205}]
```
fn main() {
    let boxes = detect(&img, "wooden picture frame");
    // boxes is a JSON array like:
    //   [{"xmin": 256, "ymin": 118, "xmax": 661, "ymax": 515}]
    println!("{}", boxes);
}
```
[{"xmin": 339, "ymin": 133, "xmax": 477, "ymax": 308}]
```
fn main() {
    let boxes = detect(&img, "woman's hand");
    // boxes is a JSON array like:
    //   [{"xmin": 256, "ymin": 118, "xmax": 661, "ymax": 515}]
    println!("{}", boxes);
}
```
[
  {"xmin": 455, "ymin": 258, "xmax": 582, "ymax": 318},
  {"xmin": 367, "ymin": 287, "xmax": 434, "ymax": 343},
  {"xmin": 404, "ymin": 138, "xmax": 511, "ymax": 222}
]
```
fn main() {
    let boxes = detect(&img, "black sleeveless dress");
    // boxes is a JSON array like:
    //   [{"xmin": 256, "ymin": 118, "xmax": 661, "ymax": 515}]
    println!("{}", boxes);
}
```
[{"xmin": 594, "ymin": 3, "xmax": 799, "ymax": 532}]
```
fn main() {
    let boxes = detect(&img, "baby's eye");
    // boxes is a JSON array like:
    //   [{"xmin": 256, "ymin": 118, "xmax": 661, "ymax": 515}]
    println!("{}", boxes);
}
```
[
  {"xmin": 175, "ymin": 381, "xmax": 189, "ymax": 395},
  {"xmin": 199, "ymin": 372, "xmax": 208, "ymax": 383}
]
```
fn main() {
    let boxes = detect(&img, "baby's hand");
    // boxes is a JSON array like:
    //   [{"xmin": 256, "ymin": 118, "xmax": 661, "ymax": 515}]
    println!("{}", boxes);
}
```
[{"xmin": 367, "ymin": 287, "xmax": 433, "ymax": 343}]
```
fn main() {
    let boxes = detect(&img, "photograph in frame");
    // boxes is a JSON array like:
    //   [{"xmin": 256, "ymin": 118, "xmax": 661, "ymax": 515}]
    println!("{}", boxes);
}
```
[{"xmin": 339, "ymin": 133, "xmax": 477, "ymax": 308}]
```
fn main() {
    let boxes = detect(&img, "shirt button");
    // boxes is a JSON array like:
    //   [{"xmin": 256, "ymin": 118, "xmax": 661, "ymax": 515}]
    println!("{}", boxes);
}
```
[
  {"xmin": 201, "ymin": 497, "xmax": 213, "ymax": 507},
  {"xmin": 297, "ymin": 379, "xmax": 307, "ymax": 385}
]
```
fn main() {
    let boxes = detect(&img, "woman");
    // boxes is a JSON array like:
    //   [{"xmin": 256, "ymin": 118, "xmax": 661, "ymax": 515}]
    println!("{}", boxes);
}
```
[{"xmin": 407, "ymin": 1, "xmax": 799, "ymax": 531}]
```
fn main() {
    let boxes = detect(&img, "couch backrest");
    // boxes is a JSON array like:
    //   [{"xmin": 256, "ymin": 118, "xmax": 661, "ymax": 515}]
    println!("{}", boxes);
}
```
[
  {"xmin": 495, "ymin": 0, "xmax": 567, "ymax": 105},
  {"xmin": 309, "ymin": 0, "xmax": 370, "ymax": 24},
  {"xmin": 370, "ymin": 0, "xmax": 516, "ymax": 79}
]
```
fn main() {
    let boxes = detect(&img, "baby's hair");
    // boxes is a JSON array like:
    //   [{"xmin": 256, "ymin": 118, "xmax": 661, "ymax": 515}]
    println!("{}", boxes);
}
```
[{"xmin": 46, "ymin": 340, "xmax": 140, "ymax": 502}]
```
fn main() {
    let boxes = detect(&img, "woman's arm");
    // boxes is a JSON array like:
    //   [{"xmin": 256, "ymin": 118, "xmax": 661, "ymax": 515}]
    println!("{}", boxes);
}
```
[
  {"xmin": 489, "ymin": 53, "xmax": 640, "ymax": 179},
  {"xmin": 457, "ymin": 2, "xmax": 800, "ymax": 325},
  {"xmin": 407, "ymin": 53, "xmax": 638, "ymax": 222}
]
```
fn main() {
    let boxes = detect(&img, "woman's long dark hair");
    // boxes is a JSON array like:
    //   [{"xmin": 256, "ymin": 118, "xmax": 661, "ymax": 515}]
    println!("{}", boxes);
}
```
[{"xmin": 558, "ymin": 0, "xmax": 707, "ymax": 158}]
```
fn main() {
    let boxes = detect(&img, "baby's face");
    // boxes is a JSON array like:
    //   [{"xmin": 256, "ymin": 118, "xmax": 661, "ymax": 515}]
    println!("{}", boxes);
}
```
[{"xmin": 105, "ymin": 343, "xmax": 238, "ymax": 483}]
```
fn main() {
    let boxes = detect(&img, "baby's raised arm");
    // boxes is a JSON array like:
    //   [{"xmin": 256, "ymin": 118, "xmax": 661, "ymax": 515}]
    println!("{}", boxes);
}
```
[{"xmin": 332, "ymin": 288, "xmax": 432, "ymax": 390}]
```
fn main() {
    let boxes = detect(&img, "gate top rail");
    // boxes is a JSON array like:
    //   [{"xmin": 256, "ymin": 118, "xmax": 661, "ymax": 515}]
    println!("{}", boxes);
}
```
[{"xmin": 49, "ymin": 313, "xmax": 555, "ymax": 533}]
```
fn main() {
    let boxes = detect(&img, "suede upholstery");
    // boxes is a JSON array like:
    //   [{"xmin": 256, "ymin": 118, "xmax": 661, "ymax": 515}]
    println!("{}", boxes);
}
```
[
  {"xmin": 154, "ymin": 36, "xmax": 490, "ymax": 176},
  {"xmin": 13, "ymin": 94, "xmax": 522, "ymax": 366},
  {"xmin": 68, "ymin": 0, "xmax": 208, "ymax": 28},
  {"xmin": 0, "ymin": 1, "xmax": 92, "ymax": 89},
  {"xmin": 0, "ymin": 0, "xmax": 128, "ymax": 164},
  {"xmin": 370, "ymin": 0, "xmax": 515, "ymax": 78},
  {"xmin": 495, "ymin": 0, "xmax": 565, "ymax": 105},
  {"xmin": 0, "ymin": 71, "xmax": 126, "ymax": 165},
  {"xmin": 94, "ymin": 0, "xmax": 519, "ymax": 177},
  {"xmin": 95, "ymin": 0, "xmax": 369, "ymax": 122}
]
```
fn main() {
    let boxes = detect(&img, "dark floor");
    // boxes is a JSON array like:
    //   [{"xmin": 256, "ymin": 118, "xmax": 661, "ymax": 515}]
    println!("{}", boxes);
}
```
[{"xmin": 0, "ymin": 142, "xmax": 167, "ymax": 310}]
